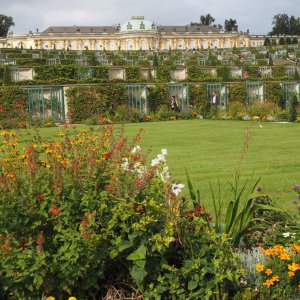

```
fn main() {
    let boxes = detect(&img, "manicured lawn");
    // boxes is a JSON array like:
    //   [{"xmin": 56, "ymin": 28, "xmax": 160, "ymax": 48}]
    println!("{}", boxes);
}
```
[{"xmin": 11, "ymin": 120, "xmax": 300, "ymax": 212}]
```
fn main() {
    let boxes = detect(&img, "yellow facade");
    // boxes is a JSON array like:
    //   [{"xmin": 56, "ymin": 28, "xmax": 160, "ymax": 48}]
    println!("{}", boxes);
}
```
[{"xmin": 0, "ymin": 16, "xmax": 251, "ymax": 50}]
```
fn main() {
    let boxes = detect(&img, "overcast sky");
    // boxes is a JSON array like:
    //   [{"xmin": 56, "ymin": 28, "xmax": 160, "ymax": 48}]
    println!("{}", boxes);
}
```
[{"xmin": 1, "ymin": 0, "xmax": 299, "ymax": 35}]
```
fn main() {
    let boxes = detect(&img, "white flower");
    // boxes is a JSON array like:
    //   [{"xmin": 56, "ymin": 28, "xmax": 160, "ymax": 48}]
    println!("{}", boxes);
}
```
[
  {"xmin": 131, "ymin": 145, "xmax": 141, "ymax": 154},
  {"xmin": 151, "ymin": 149, "xmax": 167, "ymax": 167},
  {"xmin": 156, "ymin": 154, "xmax": 166, "ymax": 162},
  {"xmin": 171, "ymin": 183, "xmax": 185, "ymax": 196},
  {"xmin": 160, "ymin": 166, "xmax": 170, "ymax": 183},
  {"xmin": 151, "ymin": 158, "xmax": 160, "ymax": 167},
  {"xmin": 161, "ymin": 149, "xmax": 168, "ymax": 156},
  {"xmin": 282, "ymin": 232, "xmax": 296, "ymax": 238},
  {"xmin": 121, "ymin": 158, "xmax": 129, "ymax": 171}
]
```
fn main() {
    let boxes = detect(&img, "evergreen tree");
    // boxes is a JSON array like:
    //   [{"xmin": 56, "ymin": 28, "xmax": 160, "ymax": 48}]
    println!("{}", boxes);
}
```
[
  {"xmin": 264, "ymin": 38, "xmax": 271, "ymax": 46},
  {"xmin": 153, "ymin": 53, "xmax": 159, "ymax": 67},
  {"xmin": 3, "ymin": 66, "xmax": 12, "ymax": 85},
  {"xmin": 269, "ymin": 55, "xmax": 273, "ymax": 66},
  {"xmin": 294, "ymin": 69, "xmax": 300, "ymax": 80},
  {"xmin": 288, "ymin": 94, "xmax": 298, "ymax": 122},
  {"xmin": 279, "ymin": 37, "xmax": 286, "ymax": 45}
]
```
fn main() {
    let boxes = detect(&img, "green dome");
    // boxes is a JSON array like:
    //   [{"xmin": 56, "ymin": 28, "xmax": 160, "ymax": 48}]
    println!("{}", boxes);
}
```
[{"xmin": 120, "ymin": 17, "xmax": 157, "ymax": 32}]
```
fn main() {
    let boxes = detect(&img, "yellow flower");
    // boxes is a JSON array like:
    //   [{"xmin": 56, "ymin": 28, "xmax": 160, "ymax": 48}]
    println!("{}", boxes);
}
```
[
  {"xmin": 264, "ymin": 249, "xmax": 275, "ymax": 256},
  {"xmin": 265, "ymin": 269, "xmax": 273, "ymax": 276},
  {"xmin": 264, "ymin": 279, "xmax": 275, "ymax": 287},
  {"xmin": 291, "ymin": 245, "xmax": 300, "ymax": 253},
  {"xmin": 288, "ymin": 271, "xmax": 295, "ymax": 277},
  {"xmin": 279, "ymin": 253, "xmax": 291, "ymax": 261},
  {"xmin": 271, "ymin": 275, "xmax": 280, "ymax": 282},
  {"xmin": 256, "ymin": 264, "xmax": 265, "ymax": 272},
  {"xmin": 68, "ymin": 297, "xmax": 77, "ymax": 300},
  {"xmin": 46, "ymin": 297, "xmax": 55, "ymax": 300},
  {"xmin": 288, "ymin": 263, "xmax": 300, "ymax": 272}
]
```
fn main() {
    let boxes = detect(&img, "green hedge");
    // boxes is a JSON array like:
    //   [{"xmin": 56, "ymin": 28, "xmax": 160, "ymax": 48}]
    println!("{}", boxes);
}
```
[
  {"xmin": 228, "ymin": 83, "xmax": 247, "ymax": 103},
  {"xmin": 0, "ymin": 86, "xmax": 28, "ymax": 128},
  {"xmin": 92, "ymin": 66, "xmax": 109, "ymax": 80},
  {"xmin": 125, "ymin": 66, "xmax": 142, "ymax": 82},
  {"xmin": 66, "ymin": 84, "xmax": 126, "ymax": 122},
  {"xmin": 34, "ymin": 65, "xmax": 78, "ymax": 80}
]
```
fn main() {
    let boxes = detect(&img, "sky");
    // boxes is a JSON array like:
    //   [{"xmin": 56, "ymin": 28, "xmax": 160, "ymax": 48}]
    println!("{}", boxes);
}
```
[{"xmin": 0, "ymin": 0, "xmax": 299, "ymax": 35}]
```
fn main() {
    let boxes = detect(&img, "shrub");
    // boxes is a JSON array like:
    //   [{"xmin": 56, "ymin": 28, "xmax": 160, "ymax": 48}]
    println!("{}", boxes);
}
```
[
  {"xmin": 246, "ymin": 101, "xmax": 281, "ymax": 118},
  {"xmin": 288, "ymin": 95, "xmax": 298, "ymax": 122},
  {"xmin": 0, "ymin": 86, "xmax": 28, "ymax": 128},
  {"xmin": 255, "ymin": 245, "xmax": 300, "ymax": 299},
  {"xmin": 0, "ymin": 127, "xmax": 245, "ymax": 299},
  {"xmin": 66, "ymin": 84, "xmax": 126, "ymax": 123}
]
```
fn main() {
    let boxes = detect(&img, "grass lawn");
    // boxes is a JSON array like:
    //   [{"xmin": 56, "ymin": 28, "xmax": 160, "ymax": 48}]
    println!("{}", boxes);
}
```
[{"xmin": 10, "ymin": 119, "xmax": 300, "ymax": 212}]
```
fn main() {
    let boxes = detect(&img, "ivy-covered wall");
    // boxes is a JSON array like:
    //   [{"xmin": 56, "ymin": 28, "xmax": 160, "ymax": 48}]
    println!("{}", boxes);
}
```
[
  {"xmin": 66, "ymin": 84, "xmax": 126, "ymax": 123},
  {"xmin": 0, "ymin": 86, "xmax": 28, "ymax": 128},
  {"xmin": 228, "ymin": 83, "xmax": 247, "ymax": 103}
]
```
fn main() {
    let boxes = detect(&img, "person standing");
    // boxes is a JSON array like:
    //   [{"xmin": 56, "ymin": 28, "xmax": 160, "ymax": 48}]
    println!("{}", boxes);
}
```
[
  {"xmin": 170, "ymin": 95, "xmax": 180, "ymax": 112},
  {"xmin": 212, "ymin": 91, "xmax": 219, "ymax": 106}
]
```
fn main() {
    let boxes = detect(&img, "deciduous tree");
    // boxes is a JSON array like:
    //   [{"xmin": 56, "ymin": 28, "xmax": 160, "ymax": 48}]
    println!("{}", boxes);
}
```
[{"xmin": 0, "ymin": 14, "xmax": 14, "ymax": 37}]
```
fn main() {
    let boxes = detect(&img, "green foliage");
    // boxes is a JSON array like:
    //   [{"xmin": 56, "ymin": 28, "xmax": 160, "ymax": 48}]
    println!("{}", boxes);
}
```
[
  {"xmin": 272, "ymin": 66, "xmax": 286, "ymax": 78},
  {"xmin": 216, "ymin": 65, "xmax": 231, "ymax": 81},
  {"xmin": 66, "ymin": 84, "xmax": 126, "ymax": 122},
  {"xmin": 0, "ymin": 14, "xmax": 15, "ymax": 37},
  {"xmin": 269, "ymin": 55, "xmax": 273, "ymax": 66},
  {"xmin": 264, "ymin": 38, "xmax": 271, "ymax": 46},
  {"xmin": 34, "ymin": 65, "xmax": 78, "ymax": 80},
  {"xmin": 92, "ymin": 66, "xmax": 109, "ymax": 80},
  {"xmin": 0, "ymin": 86, "xmax": 28, "ymax": 128},
  {"xmin": 125, "ymin": 66, "xmax": 142, "ymax": 82},
  {"xmin": 147, "ymin": 84, "xmax": 169, "ymax": 112},
  {"xmin": 186, "ymin": 174, "xmax": 283, "ymax": 246},
  {"xmin": 224, "ymin": 18, "xmax": 237, "ymax": 31},
  {"xmin": 156, "ymin": 65, "xmax": 172, "ymax": 82},
  {"xmin": 279, "ymin": 37, "xmax": 286, "ymax": 45},
  {"xmin": 189, "ymin": 84, "xmax": 210, "ymax": 115},
  {"xmin": 265, "ymin": 82, "xmax": 282, "ymax": 103},
  {"xmin": 247, "ymin": 101, "xmax": 281, "ymax": 117},
  {"xmin": 288, "ymin": 94, "xmax": 298, "ymax": 122},
  {"xmin": 3, "ymin": 66, "xmax": 12, "ymax": 86},
  {"xmin": 0, "ymin": 126, "xmax": 246, "ymax": 299},
  {"xmin": 228, "ymin": 83, "xmax": 247, "ymax": 103}
]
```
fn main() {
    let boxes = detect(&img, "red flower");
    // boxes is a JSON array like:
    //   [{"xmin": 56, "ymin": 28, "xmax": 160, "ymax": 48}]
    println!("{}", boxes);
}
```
[
  {"xmin": 50, "ymin": 205, "xmax": 61, "ymax": 216},
  {"xmin": 37, "ymin": 193, "xmax": 44, "ymax": 202}
]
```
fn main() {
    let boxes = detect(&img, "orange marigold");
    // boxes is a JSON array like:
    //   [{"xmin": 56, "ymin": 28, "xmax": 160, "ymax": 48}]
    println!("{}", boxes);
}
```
[
  {"xmin": 288, "ymin": 271, "xmax": 295, "ymax": 277},
  {"xmin": 265, "ymin": 269, "xmax": 273, "ymax": 276},
  {"xmin": 256, "ymin": 264, "xmax": 265, "ymax": 272},
  {"xmin": 264, "ymin": 279, "xmax": 275, "ymax": 287}
]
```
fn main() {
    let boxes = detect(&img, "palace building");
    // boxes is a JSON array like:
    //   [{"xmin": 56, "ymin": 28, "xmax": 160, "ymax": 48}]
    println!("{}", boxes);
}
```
[{"xmin": 0, "ymin": 16, "xmax": 252, "ymax": 50}]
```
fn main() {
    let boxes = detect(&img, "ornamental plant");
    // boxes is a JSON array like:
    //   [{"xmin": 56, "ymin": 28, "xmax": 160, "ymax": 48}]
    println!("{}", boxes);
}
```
[
  {"xmin": 0, "ymin": 126, "xmax": 178, "ymax": 299},
  {"xmin": 0, "ymin": 125, "xmax": 245, "ymax": 299},
  {"xmin": 255, "ymin": 245, "xmax": 300, "ymax": 299}
]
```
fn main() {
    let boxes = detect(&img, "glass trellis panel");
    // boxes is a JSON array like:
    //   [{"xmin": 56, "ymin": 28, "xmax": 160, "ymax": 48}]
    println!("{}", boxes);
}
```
[
  {"xmin": 206, "ymin": 83, "xmax": 228, "ymax": 110},
  {"xmin": 286, "ymin": 67, "xmax": 297, "ymax": 77},
  {"xmin": 281, "ymin": 81, "xmax": 300, "ymax": 104},
  {"xmin": 127, "ymin": 84, "xmax": 148, "ymax": 113},
  {"xmin": 50, "ymin": 87, "xmax": 65, "ymax": 123},
  {"xmin": 10, "ymin": 67, "xmax": 19, "ymax": 82},
  {"xmin": 27, "ymin": 87, "xmax": 45, "ymax": 119},
  {"xmin": 198, "ymin": 59, "xmax": 206, "ymax": 66},
  {"xmin": 258, "ymin": 66, "xmax": 271, "ymax": 78},
  {"xmin": 168, "ymin": 84, "xmax": 189, "ymax": 111},
  {"xmin": 246, "ymin": 82, "xmax": 265, "ymax": 104}
]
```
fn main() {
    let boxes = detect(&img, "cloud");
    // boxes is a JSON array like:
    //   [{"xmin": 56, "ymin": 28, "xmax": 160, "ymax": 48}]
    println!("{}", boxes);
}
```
[{"xmin": 0, "ymin": 0, "xmax": 299, "ymax": 34}]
